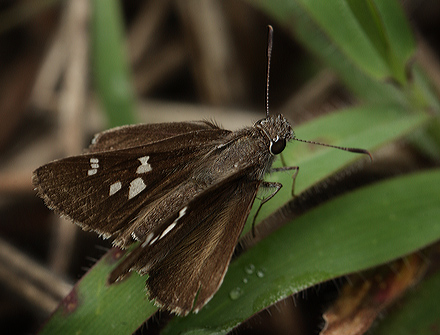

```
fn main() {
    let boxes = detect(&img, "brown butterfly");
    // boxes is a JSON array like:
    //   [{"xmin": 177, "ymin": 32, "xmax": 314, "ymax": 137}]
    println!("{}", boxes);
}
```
[{"xmin": 33, "ymin": 26, "xmax": 370, "ymax": 315}]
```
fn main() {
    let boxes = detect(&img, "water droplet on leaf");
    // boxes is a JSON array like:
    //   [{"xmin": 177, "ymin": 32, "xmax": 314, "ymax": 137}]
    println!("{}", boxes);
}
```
[
  {"xmin": 256, "ymin": 269, "xmax": 265, "ymax": 278},
  {"xmin": 244, "ymin": 264, "xmax": 255, "ymax": 274},
  {"xmin": 229, "ymin": 287, "xmax": 243, "ymax": 300}
]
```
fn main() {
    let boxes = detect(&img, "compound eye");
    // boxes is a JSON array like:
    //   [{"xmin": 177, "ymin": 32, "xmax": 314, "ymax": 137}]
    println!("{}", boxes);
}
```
[{"xmin": 270, "ymin": 137, "xmax": 286, "ymax": 155}]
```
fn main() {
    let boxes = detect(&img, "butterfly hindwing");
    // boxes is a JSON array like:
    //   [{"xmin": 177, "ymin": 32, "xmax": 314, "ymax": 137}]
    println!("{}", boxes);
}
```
[
  {"xmin": 149, "ymin": 175, "xmax": 260, "ymax": 315},
  {"xmin": 109, "ymin": 165, "xmax": 261, "ymax": 315}
]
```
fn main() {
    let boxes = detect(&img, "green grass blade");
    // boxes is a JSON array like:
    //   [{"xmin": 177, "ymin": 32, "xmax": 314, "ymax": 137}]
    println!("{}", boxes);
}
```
[
  {"xmin": 91, "ymin": 0, "xmax": 136, "ymax": 127},
  {"xmin": 300, "ymin": 0, "xmax": 389, "ymax": 80},
  {"xmin": 345, "ymin": 0, "xmax": 416, "ymax": 85},
  {"xmin": 372, "ymin": 0, "xmax": 416, "ymax": 62},
  {"xmin": 165, "ymin": 169, "xmax": 440, "ymax": 335},
  {"xmin": 247, "ymin": 0, "xmax": 416, "ymax": 105}
]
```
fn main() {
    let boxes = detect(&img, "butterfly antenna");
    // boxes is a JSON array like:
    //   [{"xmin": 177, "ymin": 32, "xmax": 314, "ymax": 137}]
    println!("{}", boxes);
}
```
[
  {"xmin": 266, "ymin": 25, "xmax": 273, "ymax": 117},
  {"xmin": 293, "ymin": 138, "xmax": 373, "ymax": 161}
]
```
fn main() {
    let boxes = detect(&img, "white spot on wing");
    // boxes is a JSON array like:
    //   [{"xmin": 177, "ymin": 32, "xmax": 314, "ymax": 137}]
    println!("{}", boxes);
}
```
[
  {"xmin": 109, "ymin": 181, "xmax": 122, "ymax": 195},
  {"xmin": 158, "ymin": 206, "xmax": 188, "ymax": 240},
  {"xmin": 160, "ymin": 222, "xmax": 176, "ymax": 239},
  {"xmin": 88, "ymin": 169, "xmax": 97, "ymax": 176},
  {"xmin": 136, "ymin": 156, "xmax": 152, "ymax": 174},
  {"xmin": 178, "ymin": 207, "xmax": 187, "ymax": 220},
  {"xmin": 88, "ymin": 158, "xmax": 99, "ymax": 176},
  {"xmin": 128, "ymin": 177, "xmax": 146, "ymax": 199},
  {"xmin": 142, "ymin": 233, "xmax": 154, "ymax": 247},
  {"xmin": 147, "ymin": 206, "xmax": 188, "ymax": 246},
  {"xmin": 149, "ymin": 236, "xmax": 159, "ymax": 245}
]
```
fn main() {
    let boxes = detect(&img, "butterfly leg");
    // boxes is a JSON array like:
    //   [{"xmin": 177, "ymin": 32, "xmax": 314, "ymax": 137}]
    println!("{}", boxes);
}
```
[
  {"xmin": 270, "ymin": 165, "xmax": 299, "ymax": 196},
  {"xmin": 252, "ymin": 181, "xmax": 281, "ymax": 236},
  {"xmin": 280, "ymin": 152, "xmax": 287, "ymax": 167},
  {"xmin": 252, "ymin": 166, "xmax": 299, "ymax": 236}
]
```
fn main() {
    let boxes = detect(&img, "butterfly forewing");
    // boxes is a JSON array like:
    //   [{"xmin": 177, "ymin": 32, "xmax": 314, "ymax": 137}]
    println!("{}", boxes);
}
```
[
  {"xmin": 33, "ymin": 127, "xmax": 230, "ymax": 242},
  {"xmin": 109, "ymin": 165, "xmax": 261, "ymax": 315},
  {"xmin": 88, "ymin": 121, "xmax": 222, "ymax": 153}
]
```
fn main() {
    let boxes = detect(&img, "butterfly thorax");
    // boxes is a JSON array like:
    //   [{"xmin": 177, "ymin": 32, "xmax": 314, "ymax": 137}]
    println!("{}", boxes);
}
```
[{"xmin": 189, "ymin": 114, "xmax": 293, "ymax": 187}]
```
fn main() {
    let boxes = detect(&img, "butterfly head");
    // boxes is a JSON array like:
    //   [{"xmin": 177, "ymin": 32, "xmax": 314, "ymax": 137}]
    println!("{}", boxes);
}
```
[{"xmin": 255, "ymin": 114, "xmax": 294, "ymax": 155}]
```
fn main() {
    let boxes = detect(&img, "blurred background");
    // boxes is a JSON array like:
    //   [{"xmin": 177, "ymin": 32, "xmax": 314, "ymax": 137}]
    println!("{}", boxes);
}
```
[{"xmin": 0, "ymin": 0, "xmax": 439, "ymax": 334}]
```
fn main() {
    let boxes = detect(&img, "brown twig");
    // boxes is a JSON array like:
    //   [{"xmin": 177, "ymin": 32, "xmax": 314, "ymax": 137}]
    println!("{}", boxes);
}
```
[
  {"xmin": 48, "ymin": 0, "xmax": 90, "ymax": 275},
  {"xmin": 0, "ymin": 237, "xmax": 72, "ymax": 314}
]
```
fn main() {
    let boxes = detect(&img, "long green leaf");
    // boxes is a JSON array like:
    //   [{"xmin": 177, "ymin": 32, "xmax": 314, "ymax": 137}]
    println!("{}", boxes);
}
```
[
  {"xmin": 301, "ymin": 0, "xmax": 390, "ymax": 80},
  {"xmin": 38, "ymin": 248, "xmax": 156, "ymax": 335}
]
